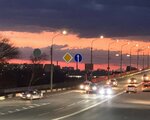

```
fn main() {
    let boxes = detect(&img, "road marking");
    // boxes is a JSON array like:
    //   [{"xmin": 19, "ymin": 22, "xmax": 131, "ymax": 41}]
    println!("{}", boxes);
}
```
[
  {"xmin": 33, "ymin": 104, "xmax": 39, "ymax": 106},
  {"xmin": 8, "ymin": 111, "xmax": 14, "ymax": 113},
  {"xmin": 76, "ymin": 100, "xmax": 85, "ymax": 104},
  {"xmin": 67, "ymin": 103, "xmax": 75, "ymax": 107},
  {"xmin": 52, "ymin": 91, "xmax": 125, "ymax": 120},
  {"xmin": 15, "ymin": 109, "xmax": 20, "ymax": 111},
  {"xmin": 0, "ymin": 112, "xmax": 5, "ymax": 115},
  {"xmin": 28, "ymin": 106, "xmax": 34, "ymax": 108},
  {"xmin": 22, "ymin": 107, "xmax": 28, "ymax": 109},
  {"xmin": 38, "ymin": 112, "xmax": 50, "ymax": 117},
  {"xmin": 54, "ymin": 107, "xmax": 65, "ymax": 111}
]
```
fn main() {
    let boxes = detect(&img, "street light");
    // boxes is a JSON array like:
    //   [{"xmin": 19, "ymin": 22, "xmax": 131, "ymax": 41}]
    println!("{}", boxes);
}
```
[
  {"xmin": 129, "ymin": 44, "xmax": 138, "ymax": 71},
  {"xmin": 90, "ymin": 35, "xmax": 104, "ymax": 65},
  {"xmin": 120, "ymin": 42, "xmax": 129, "ymax": 72},
  {"xmin": 147, "ymin": 46, "xmax": 150, "ymax": 68},
  {"xmin": 141, "ymin": 46, "xmax": 150, "ymax": 69},
  {"xmin": 50, "ymin": 30, "xmax": 67, "ymax": 91},
  {"xmin": 107, "ymin": 39, "xmax": 119, "ymax": 79}
]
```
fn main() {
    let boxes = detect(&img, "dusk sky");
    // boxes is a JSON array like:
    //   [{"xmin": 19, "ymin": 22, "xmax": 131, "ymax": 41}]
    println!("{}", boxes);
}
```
[{"xmin": 0, "ymin": 0, "xmax": 150, "ymax": 70}]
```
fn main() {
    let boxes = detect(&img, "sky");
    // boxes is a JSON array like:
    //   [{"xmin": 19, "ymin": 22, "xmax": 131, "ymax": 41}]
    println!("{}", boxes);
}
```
[{"xmin": 0, "ymin": 0, "xmax": 150, "ymax": 70}]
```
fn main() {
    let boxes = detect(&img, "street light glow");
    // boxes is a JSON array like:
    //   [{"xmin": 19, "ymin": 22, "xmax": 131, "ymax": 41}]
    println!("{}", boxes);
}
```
[
  {"xmin": 62, "ymin": 30, "xmax": 67, "ymax": 35},
  {"xmin": 100, "ymin": 35, "xmax": 104, "ymax": 39}
]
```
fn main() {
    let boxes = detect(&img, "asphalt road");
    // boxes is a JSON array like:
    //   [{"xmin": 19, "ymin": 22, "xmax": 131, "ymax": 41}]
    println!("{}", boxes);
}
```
[{"xmin": 0, "ymin": 71, "xmax": 150, "ymax": 120}]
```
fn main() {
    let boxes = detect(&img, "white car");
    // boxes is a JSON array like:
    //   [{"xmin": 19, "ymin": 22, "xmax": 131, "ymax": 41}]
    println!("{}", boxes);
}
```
[
  {"xmin": 142, "ymin": 74, "xmax": 149, "ymax": 81},
  {"xmin": 79, "ymin": 81, "xmax": 92, "ymax": 90},
  {"xmin": 142, "ymin": 83, "xmax": 150, "ymax": 92},
  {"xmin": 99, "ymin": 85, "xmax": 113, "ymax": 95},
  {"xmin": 106, "ymin": 79, "xmax": 118, "ymax": 87},
  {"xmin": 126, "ymin": 85, "xmax": 137, "ymax": 93},
  {"xmin": 20, "ymin": 90, "xmax": 43, "ymax": 100},
  {"xmin": 128, "ymin": 78, "xmax": 137, "ymax": 84}
]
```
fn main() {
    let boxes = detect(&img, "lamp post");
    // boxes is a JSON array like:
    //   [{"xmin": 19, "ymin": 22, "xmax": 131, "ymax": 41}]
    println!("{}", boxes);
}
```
[
  {"xmin": 137, "ymin": 49, "xmax": 140, "ymax": 70},
  {"xmin": 90, "ymin": 35, "xmax": 104, "ymax": 66},
  {"xmin": 147, "ymin": 46, "xmax": 150, "ymax": 68},
  {"xmin": 120, "ymin": 42, "xmax": 129, "ymax": 72},
  {"xmin": 129, "ymin": 44, "xmax": 138, "ymax": 71},
  {"xmin": 50, "ymin": 30, "xmax": 67, "ymax": 91},
  {"xmin": 107, "ymin": 39, "xmax": 119, "ymax": 79}
]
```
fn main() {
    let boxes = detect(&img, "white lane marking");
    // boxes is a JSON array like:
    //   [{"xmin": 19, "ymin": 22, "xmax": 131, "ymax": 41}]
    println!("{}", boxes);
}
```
[
  {"xmin": 28, "ymin": 106, "xmax": 34, "ymax": 108},
  {"xmin": 77, "ymin": 100, "xmax": 85, "ymax": 104},
  {"xmin": 54, "ymin": 107, "xmax": 65, "ymax": 111},
  {"xmin": 33, "ymin": 104, "xmax": 40, "ymax": 106},
  {"xmin": 0, "ymin": 112, "xmax": 5, "ymax": 115},
  {"xmin": 22, "ymin": 107, "xmax": 28, "ymax": 109},
  {"xmin": 38, "ymin": 112, "xmax": 50, "ymax": 117},
  {"xmin": 52, "ymin": 91, "xmax": 124, "ymax": 120},
  {"xmin": 67, "ymin": 103, "xmax": 75, "ymax": 107},
  {"xmin": 84, "ymin": 100, "xmax": 90, "ymax": 103},
  {"xmin": 8, "ymin": 111, "xmax": 14, "ymax": 113},
  {"xmin": 15, "ymin": 109, "xmax": 20, "ymax": 111}
]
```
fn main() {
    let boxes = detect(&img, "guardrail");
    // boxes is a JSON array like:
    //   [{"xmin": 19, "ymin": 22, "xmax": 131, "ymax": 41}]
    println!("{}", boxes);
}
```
[{"xmin": 92, "ymin": 69, "xmax": 150, "ymax": 83}]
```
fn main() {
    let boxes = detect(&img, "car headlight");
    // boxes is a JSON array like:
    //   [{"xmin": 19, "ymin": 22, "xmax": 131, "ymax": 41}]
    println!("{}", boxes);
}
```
[
  {"xmin": 113, "ymin": 82, "xmax": 116, "ymax": 85},
  {"xmin": 26, "ymin": 94, "xmax": 31, "ymax": 98},
  {"xmin": 99, "ymin": 89, "xmax": 105, "ymax": 94},
  {"xmin": 80, "ymin": 85, "xmax": 84, "ymax": 89},
  {"xmin": 85, "ymin": 86, "xmax": 89, "ymax": 90},
  {"xmin": 92, "ymin": 86, "xmax": 97, "ymax": 91},
  {"xmin": 106, "ymin": 89, "xmax": 112, "ymax": 94},
  {"xmin": 19, "ymin": 94, "xmax": 23, "ymax": 97},
  {"xmin": 134, "ymin": 80, "xmax": 137, "ymax": 83},
  {"xmin": 146, "ymin": 77, "xmax": 149, "ymax": 80},
  {"xmin": 128, "ymin": 79, "xmax": 131, "ymax": 83}
]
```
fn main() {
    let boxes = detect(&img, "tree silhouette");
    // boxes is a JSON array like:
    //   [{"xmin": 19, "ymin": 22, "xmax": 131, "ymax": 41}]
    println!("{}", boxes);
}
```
[{"xmin": 0, "ymin": 38, "xmax": 19, "ymax": 63}]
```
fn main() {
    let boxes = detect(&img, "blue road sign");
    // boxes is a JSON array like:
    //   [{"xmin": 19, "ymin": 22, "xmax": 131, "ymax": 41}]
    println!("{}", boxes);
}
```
[{"xmin": 74, "ymin": 54, "xmax": 82, "ymax": 62}]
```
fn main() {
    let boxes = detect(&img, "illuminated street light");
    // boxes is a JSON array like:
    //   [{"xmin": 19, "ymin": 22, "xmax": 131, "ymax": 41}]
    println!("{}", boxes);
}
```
[
  {"xmin": 50, "ymin": 30, "xmax": 67, "ymax": 91},
  {"xmin": 129, "ymin": 44, "xmax": 138, "ymax": 71},
  {"xmin": 120, "ymin": 42, "xmax": 130, "ymax": 72},
  {"xmin": 90, "ymin": 35, "xmax": 104, "ymax": 65},
  {"xmin": 107, "ymin": 39, "xmax": 119, "ymax": 79}
]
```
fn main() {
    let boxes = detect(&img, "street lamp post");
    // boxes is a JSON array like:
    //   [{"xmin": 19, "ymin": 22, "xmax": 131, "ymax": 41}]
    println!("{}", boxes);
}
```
[
  {"xmin": 90, "ymin": 35, "xmax": 103, "ymax": 81},
  {"xmin": 129, "ymin": 44, "xmax": 138, "ymax": 71},
  {"xmin": 141, "ymin": 46, "xmax": 150, "ymax": 70},
  {"xmin": 147, "ymin": 46, "xmax": 150, "ymax": 68},
  {"xmin": 120, "ymin": 42, "xmax": 129, "ymax": 72},
  {"xmin": 107, "ymin": 40, "xmax": 119, "ymax": 79},
  {"xmin": 50, "ymin": 30, "xmax": 67, "ymax": 91},
  {"xmin": 90, "ymin": 35, "xmax": 104, "ymax": 65},
  {"xmin": 137, "ymin": 49, "xmax": 140, "ymax": 70}
]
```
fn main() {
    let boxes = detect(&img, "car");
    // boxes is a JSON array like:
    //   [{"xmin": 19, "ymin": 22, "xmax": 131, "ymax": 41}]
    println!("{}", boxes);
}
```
[
  {"xmin": 126, "ymin": 84, "xmax": 137, "ymax": 93},
  {"xmin": 106, "ymin": 79, "xmax": 118, "ymax": 87},
  {"xmin": 128, "ymin": 78, "xmax": 137, "ymax": 84},
  {"xmin": 99, "ymin": 85, "xmax": 113, "ymax": 95},
  {"xmin": 142, "ymin": 74, "xmax": 149, "ymax": 81},
  {"xmin": 142, "ymin": 82, "xmax": 150, "ymax": 92},
  {"xmin": 84, "ymin": 83, "xmax": 98, "ymax": 94},
  {"xmin": 79, "ymin": 81, "xmax": 92, "ymax": 90},
  {"xmin": 20, "ymin": 90, "xmax": 43, "ymax": 100}
]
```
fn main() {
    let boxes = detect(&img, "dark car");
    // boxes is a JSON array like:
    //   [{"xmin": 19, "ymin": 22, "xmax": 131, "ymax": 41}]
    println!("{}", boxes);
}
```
[
  {"xmin": 85, "ymin": 83, "xmax": 98, "ymax": 94},
  {"xmin": 20, "ymin": 90, "xmax": 43, "ymax": 100}
]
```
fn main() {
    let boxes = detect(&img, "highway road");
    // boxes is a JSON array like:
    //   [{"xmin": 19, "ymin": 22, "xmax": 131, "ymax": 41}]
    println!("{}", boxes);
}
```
[{"xmin": 0, "ymin": 71, "xmax": 150, "ymax": 120}]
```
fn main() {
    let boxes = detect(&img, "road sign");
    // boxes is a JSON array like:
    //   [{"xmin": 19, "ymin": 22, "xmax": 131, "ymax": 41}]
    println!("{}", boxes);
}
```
[
  {"xmin": 33, "ymin": 49, "xmax": 41, "ymax": 57},
  {"xmin": 74, "ymin": 54, "xmax": 82, "ymax": 62},
  {"xmin": 63, "ymin": 52, "xmax": 73, "ymax": 63}
]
